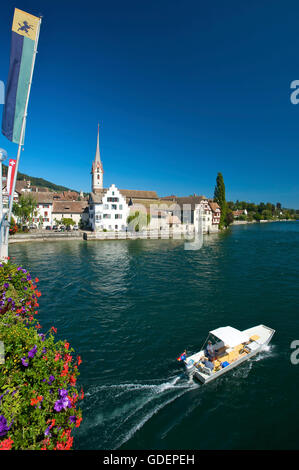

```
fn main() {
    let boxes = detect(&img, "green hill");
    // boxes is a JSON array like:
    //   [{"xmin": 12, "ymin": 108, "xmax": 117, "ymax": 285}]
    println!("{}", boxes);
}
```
[{"xmin": 3, "ymin": 164, "xmax": 75, "ymax": 193}]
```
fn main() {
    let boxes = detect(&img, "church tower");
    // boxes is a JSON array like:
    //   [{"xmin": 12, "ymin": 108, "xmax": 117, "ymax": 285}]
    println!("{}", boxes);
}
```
[{"xmin": 91, "ymin": 124, "xmax": 104, "ymax": 192}]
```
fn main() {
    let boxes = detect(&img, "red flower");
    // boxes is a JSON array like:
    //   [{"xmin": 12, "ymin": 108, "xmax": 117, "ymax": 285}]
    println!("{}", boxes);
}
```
[
  {"xmin": 69, "ymin": 375, "xmax": 76, "ymax": 386},
  {"xmin": 0, "ymin": 437, "xmax": 13, "ymax": 450},
  {"xmin": 77, "ymin": 356, "xmax": 82, "ymax": 366},
  {"xmin": 64, "ymin": 353, "xmax": 72, "ymax": 363},
  {"xmin": 35, "ymin": 277, "xmax": 39, "ymax": 283},
  {"xmin": 60, "ymin": 362, "xmax": 69, "ymax": 376},
  {"xmin": 51, "ymin": 327, "xmax": 57, "ymax": 333},
  {"xmin": 64, "ymin": 342, "xmax": 69, "ymax": 350},
  {"xmin": 75, "ymin": 417, "xmax": 82, "ymax": 428},
  {"xmin": 30, "ymin": 395, "xmax": 43, "ymax": 406}
]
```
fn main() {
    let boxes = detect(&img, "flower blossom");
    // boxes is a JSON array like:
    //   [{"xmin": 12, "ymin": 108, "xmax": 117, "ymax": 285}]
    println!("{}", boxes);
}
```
[
  {"xmin": 0, "ymin": 437, "xmax": 13, "ymax": 450},
  {"xmin": 28, "ymin": 345, "xmax": 37, "ymax": 358},
  {"xmin": 0, "ymin": 415, "xmax": 13, "ymax": 437}
]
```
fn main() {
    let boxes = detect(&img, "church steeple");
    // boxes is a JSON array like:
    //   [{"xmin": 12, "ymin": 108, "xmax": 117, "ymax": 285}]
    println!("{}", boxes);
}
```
[{"xmin": 91, "ymin": 123, "xmax": 103, "ymax": 192}]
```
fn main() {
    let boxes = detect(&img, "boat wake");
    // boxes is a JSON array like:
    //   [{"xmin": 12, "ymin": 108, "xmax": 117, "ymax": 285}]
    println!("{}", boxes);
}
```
[
  {"xmin": 79, "ymin": 375, "xmax": 199, "ymax": 449},
  {"xmin": 251, "ymin": 343, "xmax": 276, "ymax": 362}
]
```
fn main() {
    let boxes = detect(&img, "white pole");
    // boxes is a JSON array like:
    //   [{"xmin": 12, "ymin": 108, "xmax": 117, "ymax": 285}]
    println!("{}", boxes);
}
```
[
  {"xmin": 0, "ymin": 150, "xmax": 8, "ymax": 262},
  {"xmin": 0, "ymin": 161, "xmax": 2, "ymax": 226},
  {"xmin": 0, "ymin": 160, "xmax": 3, "ymax": 253},
  {"xmin": 3, "ymin": 17, "xmax": 42, "ymax": 258}
]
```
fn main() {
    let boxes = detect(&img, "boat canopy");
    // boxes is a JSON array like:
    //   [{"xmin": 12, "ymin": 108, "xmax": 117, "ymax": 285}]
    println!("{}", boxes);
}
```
[{"xmin": 209, "ymin": 326, "xmax": 249, "ymax": 348}]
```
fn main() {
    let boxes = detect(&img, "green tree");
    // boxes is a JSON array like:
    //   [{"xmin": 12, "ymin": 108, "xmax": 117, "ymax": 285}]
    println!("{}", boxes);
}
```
[
  {"xmin": 13, "ymin": 194, "xmax": 37, "ymax": 226},
  {"xmin": 214, "ymin": 172, "xmax": 228, "ymax": 228},
  {"xmin": 226, "ymin": 211, "xmax": 234, "ymax": 226},
  {"xmin": 61, "ymin": 217, "xmax": 75, "ymax": 227}
]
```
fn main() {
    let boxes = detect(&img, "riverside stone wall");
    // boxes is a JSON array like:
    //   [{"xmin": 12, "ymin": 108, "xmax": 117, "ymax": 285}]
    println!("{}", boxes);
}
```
[{"xmin": 9, "ymin": 231, "xmax": 83, "ymax": 243}]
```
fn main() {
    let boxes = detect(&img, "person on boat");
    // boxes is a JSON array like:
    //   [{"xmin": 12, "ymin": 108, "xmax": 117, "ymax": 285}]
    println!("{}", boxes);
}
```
[
  {"xmin": 205, "ymin": 341, "xmax": 215, "ymax": 360},
  {"xmin": 197, "ymin": 356, "xmax": 214, "ymax": 372}
]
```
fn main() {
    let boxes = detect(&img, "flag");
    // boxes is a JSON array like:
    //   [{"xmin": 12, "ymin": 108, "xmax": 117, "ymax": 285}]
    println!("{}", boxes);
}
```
[
  {"xmin": 2, "ymin": 8, "xmax": 40, "ymax": 144},
  {"xmin": 177, "ymin": 352, "xmax": 186, "ymax": 362},
  {"xmin": 6, "ymin": 159, "xmax": 17, "ymax": 196}
]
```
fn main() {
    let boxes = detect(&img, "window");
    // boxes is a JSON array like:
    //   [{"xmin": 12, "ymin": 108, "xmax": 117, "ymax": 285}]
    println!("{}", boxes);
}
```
[
  {"xmin": 104, "ymin": 204, "xmax": 109, "ymax": 210},
  {"xmin": 115, "ymin": 214, "xmax": 122, "ymax": 219},
  {"xmin": 44, "ymin": 211, "xmax": 48, "ymax": 217},
  {"xmin": 111, "ymin": 204, "xmax": 117, "ymax": 210},
  {"xmin": 107, "ymin": 197, "xmax": 118, "ymax": 202},
  {"xmin": 119, "ymin": 204, "xmax": 123, "ymax": 210},
  {"xmin": 43, "ymin": 204, "xmax": 49, "ymax": 208},
  {"xmin": 103, "ymin": 214, "xmax": 111, "ymax": 219},
  {"xmin": 115, "ymin": 225, "xmax": 118, "ymax": 230}
]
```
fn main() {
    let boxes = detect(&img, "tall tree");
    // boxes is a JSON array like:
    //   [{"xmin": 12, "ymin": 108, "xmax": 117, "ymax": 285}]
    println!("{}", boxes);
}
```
[
  {"xmin": 214, "ymin": 172, "xmax": 228, "ymax": 228},
  {"xmin": 13, "ymin": 194, "xmax": 37, "ymax": 226}
]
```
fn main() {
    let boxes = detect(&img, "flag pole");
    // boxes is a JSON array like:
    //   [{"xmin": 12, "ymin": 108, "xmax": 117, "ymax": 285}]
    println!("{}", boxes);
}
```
[{"xmin": 2, "ymin": 16, "xmax": 42, "ymax": 260}]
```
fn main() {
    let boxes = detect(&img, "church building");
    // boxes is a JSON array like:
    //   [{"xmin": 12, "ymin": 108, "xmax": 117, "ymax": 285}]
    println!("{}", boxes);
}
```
[
  {"xmin": 88, "ymin": 126, "xmax": 162, "ymax": 231},
  {"xmin": 88, "ymin": 125, "xmax": 221, "ymax": 233}
]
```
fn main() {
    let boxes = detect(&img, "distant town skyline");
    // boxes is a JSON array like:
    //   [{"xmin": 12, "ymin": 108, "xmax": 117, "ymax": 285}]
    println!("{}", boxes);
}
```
[{"xmin": 1, "ymin": 1, "xmax": 299, "ymax": 208}]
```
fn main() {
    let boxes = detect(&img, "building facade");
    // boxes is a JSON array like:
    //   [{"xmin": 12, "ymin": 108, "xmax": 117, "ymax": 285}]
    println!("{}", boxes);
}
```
[
  {"xmin": 87, "ymin": 127, "xmax": 221, "ymax": 234},
  {"xmin": 89, "ymin": 184, "xmax": 129, "ymax": 231}
]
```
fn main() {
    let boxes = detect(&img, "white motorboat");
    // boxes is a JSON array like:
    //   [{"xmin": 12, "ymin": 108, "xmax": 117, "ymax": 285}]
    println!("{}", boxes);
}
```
[{"xmin": 183, "ymin": 324, "xmax": 275, "ymax": 384}]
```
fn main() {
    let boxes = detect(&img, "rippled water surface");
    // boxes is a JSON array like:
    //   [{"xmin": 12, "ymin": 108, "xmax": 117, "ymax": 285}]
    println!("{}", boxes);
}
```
[{"xmin": 10, "ymin": 222, "xmax": 299, "ymax": 449}]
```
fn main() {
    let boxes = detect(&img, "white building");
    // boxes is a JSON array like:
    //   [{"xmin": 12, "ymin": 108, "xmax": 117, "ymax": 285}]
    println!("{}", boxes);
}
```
[
  {"xmin": 175, "ymin": 195, "xmax": 220, "ymax": 233},
  {"xmin": 1, "ymin": 179, "xmax": 54, "ymax": 228},
  {"xmin": 89, "ymin": 184, "xmax": 129, "ymax": 231},
  {"xmin": 32, "ymin": 193, "xmax": 54, "ymax": 228},
  {"xmin": 52, "ymin": 200, "xmax": 88, "ymax": 226},
  {"xmin": 89, "ymin": 126, "xmax": 129, "ymax": 231}
]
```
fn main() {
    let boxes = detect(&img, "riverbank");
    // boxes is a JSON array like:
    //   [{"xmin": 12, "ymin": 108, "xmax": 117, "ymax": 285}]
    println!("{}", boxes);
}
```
[
  {"xmin": 232, "ymin": 218, "xmax": 297, "ymax": 225},
  {"xmin": 83, "ymin": 229, "xmax": 197, "ymax": 241},
  {"xmin": 9, "ymin": 230, "xmax": 196, "ymax": 244},
  {"xmin": 9, "ymin": 231, "xmax": 83, "ymax": 243},
  {"xmin": 8, "ymin": 220, "xmax": 297, "ymax": 244}
]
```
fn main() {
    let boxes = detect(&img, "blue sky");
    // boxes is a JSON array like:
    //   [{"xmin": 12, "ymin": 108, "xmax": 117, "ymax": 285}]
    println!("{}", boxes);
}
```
[{"xmin": 0, "ymin": 0, "xmax": 299, "ymax": 208}]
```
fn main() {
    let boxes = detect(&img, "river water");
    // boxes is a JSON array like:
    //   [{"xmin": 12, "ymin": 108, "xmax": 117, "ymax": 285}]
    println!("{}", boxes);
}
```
[{"xmin": 9, "ymin": 222, "xmax": 299, "ymax": 449}]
